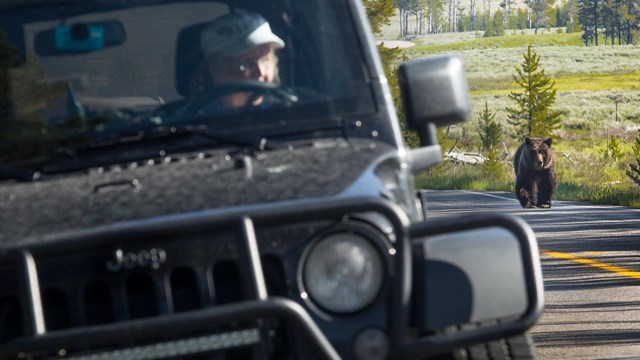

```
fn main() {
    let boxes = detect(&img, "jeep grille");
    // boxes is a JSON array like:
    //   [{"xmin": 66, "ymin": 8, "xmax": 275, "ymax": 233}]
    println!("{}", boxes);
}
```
[{"xmin": 0, "ymin": 199, "xmax": 408, "ymax": 360}]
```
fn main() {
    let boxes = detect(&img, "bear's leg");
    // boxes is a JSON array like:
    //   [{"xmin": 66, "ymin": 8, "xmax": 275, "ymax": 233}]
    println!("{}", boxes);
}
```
[
  {"xmin": 515, "ymin": 180, "xmax": 527, "ymax": 208},
  {"xmin": 537, "ymin": 175, "xmax": 554, "ymax": 208},
  {"xmin": 527, "ymin": 180, "xmax": 538, "ymax": 208},
  {"xmin": 518, "ymin": 189, "xmax": 535, "ymax": 208},
  {"xmin": 539, "ymin": 196, "xmax": 551, "ymax": 208},
  {"xmin": 516, "ymin": 180, "xmax": 536, "ymax": 208}
]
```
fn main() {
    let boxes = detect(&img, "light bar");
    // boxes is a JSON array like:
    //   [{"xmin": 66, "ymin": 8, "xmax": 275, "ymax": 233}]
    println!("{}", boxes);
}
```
[{"xmin": 63, "ymin": 329, "xmax": 260, "ymax": 360}]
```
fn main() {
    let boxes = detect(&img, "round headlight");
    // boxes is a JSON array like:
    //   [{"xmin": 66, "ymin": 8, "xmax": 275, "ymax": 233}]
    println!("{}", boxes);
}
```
[{"xmin": 302, "ymin": 233, "xmax": 384, "ymax": 313}]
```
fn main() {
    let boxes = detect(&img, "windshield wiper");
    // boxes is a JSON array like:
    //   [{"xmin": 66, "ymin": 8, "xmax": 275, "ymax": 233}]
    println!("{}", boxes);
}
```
[
  {"xmin": 63, "ymin": 123, "xmax": 290, "ymax": 158},
  {"xmin": 68, "ymin": 124, "xmax": 243, "ymax": 149},
  {"xmin": 159, "ymin": 125, "xmax": 293, "ymax": 152}
]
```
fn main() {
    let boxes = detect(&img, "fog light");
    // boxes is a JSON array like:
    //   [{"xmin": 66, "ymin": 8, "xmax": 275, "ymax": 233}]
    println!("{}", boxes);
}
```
[{"xmin": 354, "ymin": 327, "xmax": 389, "ymax": 360}]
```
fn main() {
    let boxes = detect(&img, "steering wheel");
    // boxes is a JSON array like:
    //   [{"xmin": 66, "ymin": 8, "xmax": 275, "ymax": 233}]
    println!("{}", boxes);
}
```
[{"xmin": 186, "ymin": 80, "xmax": 298, "ymax": 115}]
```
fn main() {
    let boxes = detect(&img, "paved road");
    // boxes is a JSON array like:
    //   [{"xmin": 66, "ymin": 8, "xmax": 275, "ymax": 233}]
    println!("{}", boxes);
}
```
[{"xmin": 423, "ymin": 190, "xmax": 640, "ymax": 359}]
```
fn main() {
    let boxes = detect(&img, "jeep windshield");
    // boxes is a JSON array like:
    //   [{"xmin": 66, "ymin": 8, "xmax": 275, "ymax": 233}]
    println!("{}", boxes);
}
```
[{"xmin": 0, "ymin": 0, "xmax": 378, "ymax": 178}]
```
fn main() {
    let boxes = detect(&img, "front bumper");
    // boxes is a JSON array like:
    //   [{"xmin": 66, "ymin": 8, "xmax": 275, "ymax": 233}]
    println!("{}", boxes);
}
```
[{"xmin": 0, "ymin": 198, "xmax": 542, "ymax": 360}]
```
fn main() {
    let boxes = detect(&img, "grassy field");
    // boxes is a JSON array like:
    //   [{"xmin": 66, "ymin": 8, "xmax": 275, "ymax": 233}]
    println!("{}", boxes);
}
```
[{"xmin": 378, "ymin": 24, "xmax": 640, "ymax": 207}]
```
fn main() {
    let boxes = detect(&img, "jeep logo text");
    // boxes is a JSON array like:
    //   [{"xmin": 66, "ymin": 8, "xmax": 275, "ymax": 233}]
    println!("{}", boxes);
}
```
[{"xmin": 106, "ymin": 248, "xmax": 167, "ymax": 272}]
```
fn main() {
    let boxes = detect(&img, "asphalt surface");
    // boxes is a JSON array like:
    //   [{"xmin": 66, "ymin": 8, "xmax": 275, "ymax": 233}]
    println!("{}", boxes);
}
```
[{"xmin": 424, "ymin": 190, "xmax": 640, "ymax": 360}]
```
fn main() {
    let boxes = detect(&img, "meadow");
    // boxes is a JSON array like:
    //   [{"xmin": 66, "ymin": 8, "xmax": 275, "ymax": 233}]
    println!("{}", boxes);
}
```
[{"xmin": 377, "ymin": 21, "xmax": 640, "ymax": 207}]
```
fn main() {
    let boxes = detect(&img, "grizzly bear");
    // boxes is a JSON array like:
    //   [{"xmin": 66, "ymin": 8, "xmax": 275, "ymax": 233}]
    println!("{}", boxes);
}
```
[{"xmin": 514, "ymin": 136, "xmax": 557, "ymax": 208}]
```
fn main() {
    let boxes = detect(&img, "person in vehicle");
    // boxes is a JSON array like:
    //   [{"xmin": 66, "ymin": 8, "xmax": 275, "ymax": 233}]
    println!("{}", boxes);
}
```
[{"xmin": 189, "ymin": 10, "xmax": 286, "ymax": 113}]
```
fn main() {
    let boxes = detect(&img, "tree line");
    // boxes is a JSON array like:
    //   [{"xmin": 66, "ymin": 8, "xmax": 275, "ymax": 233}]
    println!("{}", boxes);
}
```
[
  {"xmin": 579, "ymin": 0, "xmax": 640, "ymax": 45},
  {"xmin": 392, "ymin": 0, "xmax": 639, "ymax": 44}
]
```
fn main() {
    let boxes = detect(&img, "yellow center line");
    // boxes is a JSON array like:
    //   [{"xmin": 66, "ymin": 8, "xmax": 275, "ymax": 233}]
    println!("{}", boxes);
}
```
[{"xmin": 541, "ymin": 249, "xmax": 640, "ymax": 280}]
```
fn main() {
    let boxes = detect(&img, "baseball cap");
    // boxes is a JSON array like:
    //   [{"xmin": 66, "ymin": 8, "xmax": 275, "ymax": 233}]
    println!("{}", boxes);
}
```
[{"xmin": 200, "ymin": 11, "xmax": 285, "ymax": 57}]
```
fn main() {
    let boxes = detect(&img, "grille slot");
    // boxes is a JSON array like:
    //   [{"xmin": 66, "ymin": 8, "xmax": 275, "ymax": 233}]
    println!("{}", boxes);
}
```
[
  {"xmin": 125, "ymin": 272, "xmax": 159, "ymax": 319},
  {"xmin": 0, "ymin": 259, "xmax": 24, "ymax": 342},
  {"xmin": 213, "ymin": 260, "xmax": 244, "ymax": 305},
  {"xmin": 170, "ymin": 267, "xmax": 201, "ymax": 313},
  {"xmin": 0, "ymin": 296, "xmax": 23, "ymax": 341},
  {"xmin": 84, "ymin": 280, "xmax": 116, "ymax": 325},
  {"xmin": 42, "ymin": 287, "xmax": 71, "ymax": 331}
]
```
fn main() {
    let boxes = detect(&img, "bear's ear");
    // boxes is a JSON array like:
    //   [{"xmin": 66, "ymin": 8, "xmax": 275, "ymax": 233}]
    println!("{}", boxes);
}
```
[
  {"xmin": 544, "ymin": 138, "xmax": 553, "ymax": 147},
  {"xmin": 525, "ymin": 136, "xmax": 532, "ymax": 145}
]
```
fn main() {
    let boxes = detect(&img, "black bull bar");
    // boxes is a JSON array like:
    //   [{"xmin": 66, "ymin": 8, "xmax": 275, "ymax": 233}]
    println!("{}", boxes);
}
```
[{"xmin": 0, "ymin": 197, "xmax": 542, "ymax": 359}]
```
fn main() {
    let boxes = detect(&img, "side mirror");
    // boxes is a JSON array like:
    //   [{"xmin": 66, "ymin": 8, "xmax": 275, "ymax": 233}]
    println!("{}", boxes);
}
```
[
  {"xmin": 398, "ymin": 55, "xmax": 472, "ymax": 172},
  {"xmin": 398, "ymin": 55, "xmax": 471, "ymax": 147},
  {"xmin": 402, "ymin": 214, "xmax": 544, "ymax": 358}
]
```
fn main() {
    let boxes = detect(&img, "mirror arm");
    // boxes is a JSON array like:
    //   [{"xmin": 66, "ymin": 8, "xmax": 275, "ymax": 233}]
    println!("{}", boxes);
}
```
[
  {"xmin": 409, "ymin": 144, "xmax": 442, "ymax": 173},
  {"xmin": 417, "ymin": 122, "xmax": 438, "ymax": 147}
]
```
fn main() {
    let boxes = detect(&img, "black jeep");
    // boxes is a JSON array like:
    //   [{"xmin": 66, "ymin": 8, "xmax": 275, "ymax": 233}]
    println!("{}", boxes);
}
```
[{"xmin": 0, "ymin": 0, "xmax": 543, "ymax": 359}]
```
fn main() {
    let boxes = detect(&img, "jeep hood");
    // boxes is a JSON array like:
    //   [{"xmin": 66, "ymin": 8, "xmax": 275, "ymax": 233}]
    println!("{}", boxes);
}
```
[{"xmin": 0, "ymin": 139, "xmax": 396, "ymax": 245}]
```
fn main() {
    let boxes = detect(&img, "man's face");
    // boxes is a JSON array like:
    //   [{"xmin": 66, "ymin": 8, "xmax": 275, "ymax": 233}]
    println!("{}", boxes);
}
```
[{"xmin": 214, "ymin": 44, "xmax": 277, "ymax": 85}]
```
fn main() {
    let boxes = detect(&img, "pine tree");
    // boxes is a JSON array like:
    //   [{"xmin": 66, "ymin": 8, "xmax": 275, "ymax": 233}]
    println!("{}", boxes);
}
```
[
  {"xmin": 526, "ymin": 0, "xmax": 550, "ymax": 33},
  {"xmin": 632, "ymin": 131, "xmax": 640, "ymax": 157},
  {"xmin": 482, "ymin": 9, "xmax": 505, "ymax": 37},
  {"xmin": 564, "ymin": 0, "xmax": 582, "ymax": 32},
  {"xmin": 478, "ymin": 101, "xmax": 504, "ymax": 180},
  {"xmin": 482, "ymin": 148, "xmax": 505, "ymax": 180},
  {"xmin": 478, "ymin": 101, "xmax": 502, "ymax": 152},
  {"xmin": 579, "ymin": 0, "xmax": 601, "ymax": 45},
  {"xmin": 363, "ymin": 0, "xmax": 396, "ymax": 34},
  {"xmin": 627, "ymin": 131, "xmax": 640, "ymax": 186},
  {"xmin": 604, "ymin": 135, "xmax": 622, "ymax": 160},
  {"xmin": 506, "ymin": 45, "xmax": 562, "ymax": 139},
  {"xmin": 628, "ymin": 159, "xmax": 640, "ymax": 186},
  {"xmin": 484, "ymin": 18, "xmax": 497, "ymax": 37}
]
